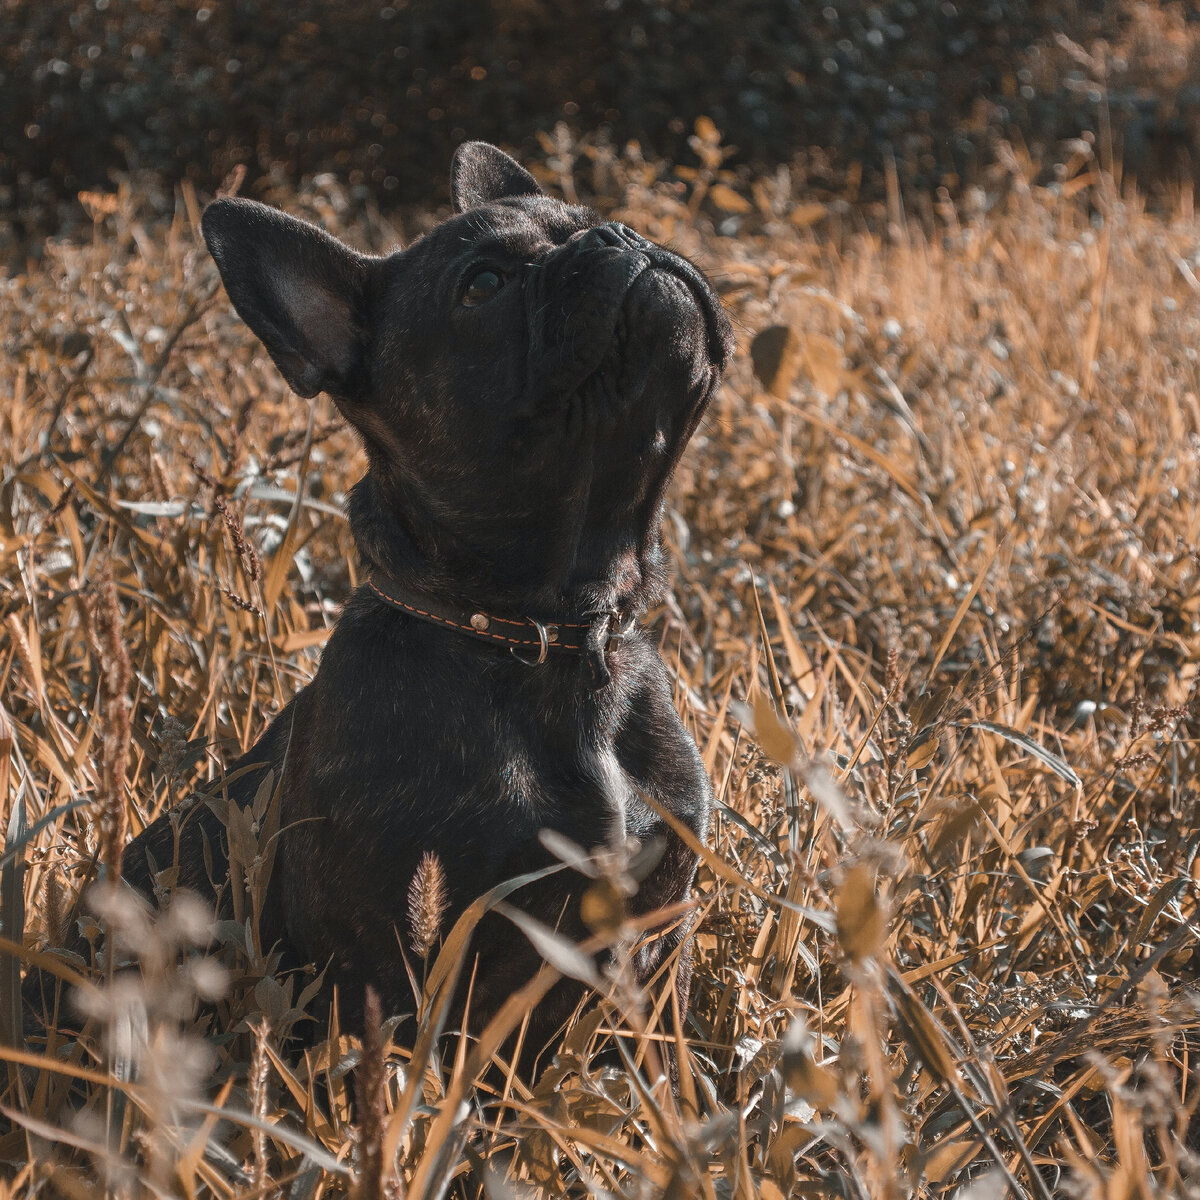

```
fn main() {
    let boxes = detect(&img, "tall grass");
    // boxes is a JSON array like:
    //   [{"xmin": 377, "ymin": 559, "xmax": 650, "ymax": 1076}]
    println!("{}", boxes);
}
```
[{"xmin": 1, "ymin": 131, "xmax": 1199, "ymax": 1194}]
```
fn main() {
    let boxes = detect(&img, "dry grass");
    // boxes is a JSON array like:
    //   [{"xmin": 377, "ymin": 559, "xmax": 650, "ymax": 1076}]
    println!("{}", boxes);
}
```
[{"xmin": 3, "ymin": 131, "xmax": 1200, "ymax": 1195}]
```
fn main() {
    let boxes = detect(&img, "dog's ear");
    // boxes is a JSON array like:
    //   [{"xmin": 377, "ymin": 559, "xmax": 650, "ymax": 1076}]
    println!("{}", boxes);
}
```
[
  {"xmin": 451, "ymin": 142, "xmax": 542, "ymax": 212},
  {"xmin": 201, "ymin": 198, "xmax": 372, "ymax": 399}
]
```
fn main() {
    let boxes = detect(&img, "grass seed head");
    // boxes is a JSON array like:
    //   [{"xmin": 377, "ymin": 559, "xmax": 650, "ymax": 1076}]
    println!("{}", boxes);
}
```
[{"xmin": 407, "ymin": 850, "xmax": 449, "ymax": 960}]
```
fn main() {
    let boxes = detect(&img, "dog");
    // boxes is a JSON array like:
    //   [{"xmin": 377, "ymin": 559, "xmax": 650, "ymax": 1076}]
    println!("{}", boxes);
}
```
[{"xmin": 120, "ymin": 142, "xmax": 733, "ymax": 1063}]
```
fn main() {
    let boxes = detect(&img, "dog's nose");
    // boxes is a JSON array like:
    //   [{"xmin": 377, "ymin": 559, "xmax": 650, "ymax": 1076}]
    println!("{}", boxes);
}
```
[
  {"xmin": 607, "ymin": 222, "xmax": 652, "ymax": 250},
  {"xmin": 576, "ymin": 222, "xmax": 652, "ymax": 252}
]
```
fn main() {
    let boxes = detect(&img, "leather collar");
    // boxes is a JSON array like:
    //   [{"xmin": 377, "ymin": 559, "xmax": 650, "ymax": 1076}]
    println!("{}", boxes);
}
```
[{"xmin": 367, "ymin": 572, "xmax": 637, "ymax": 688}]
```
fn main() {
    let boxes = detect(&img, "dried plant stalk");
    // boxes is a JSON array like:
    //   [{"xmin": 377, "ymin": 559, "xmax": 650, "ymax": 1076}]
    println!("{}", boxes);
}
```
[
  {"xmin": 353, "ymin": 985, "xmax": 391, "ymax": 1200},
  {"xmin": 249, "ymin": 1018, "xmax": 272, "ymax": 1189},
  {"xmin": 4, "ymin": 615, "xmax": 37, "ymax": 705},
  {"xmin": 88, "ymin": 560, "xmax": 132, "ymax": 884}
]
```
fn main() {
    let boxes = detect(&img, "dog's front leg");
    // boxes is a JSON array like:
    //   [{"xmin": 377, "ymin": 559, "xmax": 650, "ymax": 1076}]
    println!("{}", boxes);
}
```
[{"xmin": 615, "ymin": 666, "xmax": 713, "ymax": 1030}]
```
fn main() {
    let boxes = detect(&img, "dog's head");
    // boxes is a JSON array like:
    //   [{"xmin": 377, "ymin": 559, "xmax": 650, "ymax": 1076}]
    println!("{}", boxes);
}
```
[{"xmin": 202, "ymin": 142, "xmax": 733, "ymax": 613}]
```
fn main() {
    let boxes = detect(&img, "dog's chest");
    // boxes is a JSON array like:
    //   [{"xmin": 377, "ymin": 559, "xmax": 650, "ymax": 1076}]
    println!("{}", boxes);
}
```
[
  {"xmin": 494, "ymin": 725, "xmax": 632, "ymax": 843},
  {"xmin": 301, "ymin": 638, "xmax": 643, "ymax": 853}
]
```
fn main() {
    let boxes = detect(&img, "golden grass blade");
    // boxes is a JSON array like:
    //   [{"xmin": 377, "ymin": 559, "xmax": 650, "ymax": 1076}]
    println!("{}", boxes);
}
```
[
  {"xmin": 173, "ymin": 1099, "xmax": 351, "ymax": 1176},
  {"xmin": 964, "ymin": 721, "xmax": 1081, "ymax": 788},
  {"xmin": 750, "ymin": 581, "xmax": 787, "ymax": 713},
  {"xmin": 1, "ymin": 1102, "xmax": 126, "ymax": 1165},
  {"xmin": 0, "ymin": 798, "xmax": 90, "ymax": 873},
  {"xmin": 0, "ymin": 783, "xmax": 26, "ymax": 1070},
  {"xmin": 927, "ymin": 541, "xmax": 1000, "ymax": 682},
  {"xmin": 0, "ymin": 704, "xmax": 18, "ymax": 1063},
  {"xmin": 495, "ymin": 904, "xmax": 602, "ymax": 987},
  {"xmin": 767, "ymin": 580, "xmax": 816, "ymax": 700}
]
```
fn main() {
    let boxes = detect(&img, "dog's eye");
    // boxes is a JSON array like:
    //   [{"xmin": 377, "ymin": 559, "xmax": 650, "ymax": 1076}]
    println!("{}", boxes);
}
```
[{"xmin": 461, "ymin": 268, "xmax": 506, "ymax": 307}]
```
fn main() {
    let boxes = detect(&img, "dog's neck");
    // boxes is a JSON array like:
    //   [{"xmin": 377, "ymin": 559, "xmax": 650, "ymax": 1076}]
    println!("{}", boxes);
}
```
[{"xmin": 347, "ymin": 472, "xmax": 666, "ymax": 621}]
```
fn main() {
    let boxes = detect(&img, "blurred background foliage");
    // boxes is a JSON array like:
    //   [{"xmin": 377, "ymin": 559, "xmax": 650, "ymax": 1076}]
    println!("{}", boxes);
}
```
[{"xmin": 6, "ymin": 0, "xmax": 1200, "ymax": 239}]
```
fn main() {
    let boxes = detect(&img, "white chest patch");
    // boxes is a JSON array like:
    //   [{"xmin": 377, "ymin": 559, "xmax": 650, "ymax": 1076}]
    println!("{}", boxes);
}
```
[{"xmin": 596, "ymin": 745, "xmax": 633, "ymax": 847}]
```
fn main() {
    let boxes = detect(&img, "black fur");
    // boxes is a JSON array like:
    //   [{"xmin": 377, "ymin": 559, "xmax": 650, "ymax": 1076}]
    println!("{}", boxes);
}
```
[{"xmin": 122, "ymin": 142, "xmax": 733, "ymax": 1060}]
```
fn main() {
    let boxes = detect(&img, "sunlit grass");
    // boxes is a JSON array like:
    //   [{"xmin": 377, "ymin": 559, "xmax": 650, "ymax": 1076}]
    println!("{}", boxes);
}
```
[{"xmin": 2, "ymin": 133, "xmax": 1200, "ymax": 1195}]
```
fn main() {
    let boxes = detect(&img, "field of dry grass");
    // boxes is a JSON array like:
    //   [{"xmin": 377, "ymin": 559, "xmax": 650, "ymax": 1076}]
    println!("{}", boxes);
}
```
[{"xmin": 3, "ymin": 131, "xmax": 1200, "ymax": 1196}]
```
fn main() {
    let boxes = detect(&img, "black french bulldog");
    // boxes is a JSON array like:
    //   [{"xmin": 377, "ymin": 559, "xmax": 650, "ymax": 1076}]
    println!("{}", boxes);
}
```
[{"xmin": 122, "ymin": 142, "xmax": 733, "ymax": 1061}]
